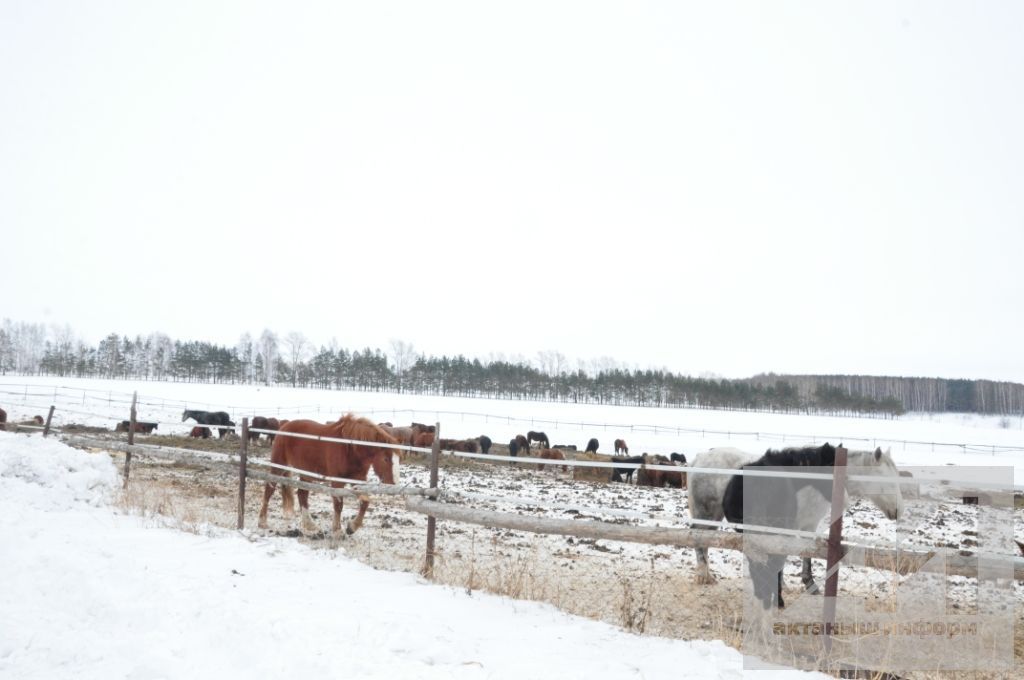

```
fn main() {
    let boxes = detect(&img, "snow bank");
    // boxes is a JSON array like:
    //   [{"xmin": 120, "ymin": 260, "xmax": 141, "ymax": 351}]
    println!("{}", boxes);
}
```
[
  {"xmin": 0, "ymin": 430, "xmax": 119, "ymax": 510},
  {"xmin": 0, "ymin": 432, "xmax": 824, "ymax": 679}
]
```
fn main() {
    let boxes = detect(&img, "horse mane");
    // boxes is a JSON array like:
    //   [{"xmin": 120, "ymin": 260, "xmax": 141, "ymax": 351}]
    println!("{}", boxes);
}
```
[
  {"xmin": 747, "ymin": 443, "xmax": 836, "ymax": 468},
  {"xmin": 331, "ymin": 413, "xmax": 400, "ymax": 447}
]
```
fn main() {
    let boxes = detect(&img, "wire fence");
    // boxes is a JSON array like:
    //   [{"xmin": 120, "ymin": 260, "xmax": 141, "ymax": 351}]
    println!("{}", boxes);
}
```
[
  {"xmin": 3, "ymin": 381, "xmax": 1023, "ymax": 458},
  {"xmin": 7, "ymin": 400, "xmax": 1023, "ymax": 587}
]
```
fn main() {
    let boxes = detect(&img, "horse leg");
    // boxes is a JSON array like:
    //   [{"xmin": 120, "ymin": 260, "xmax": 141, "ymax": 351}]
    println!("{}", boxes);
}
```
[
  {"xmin": 257, "ymin": 482, "xmax": 275, "ymax": 529},
  {"xmin": 694, "ymin": 545, "xmax": 716, "ymax": 585},
  {"xmin": 331, "ymin": 493, "xmax": 344, "ymax": 536},
  {"xmin": 777, "ymin": 569, "xmax": 785, "ymax": 609},
  {"xmin": 346, "ymin": 495, "xmax": 371, "ymax": 535},
  {"xmin": 801, "ymin": 557, "xmax": 818, "ymax": 593},
  {"xmin": 297, "ymin": 488, "xmax": 318, "ymax": 534}
]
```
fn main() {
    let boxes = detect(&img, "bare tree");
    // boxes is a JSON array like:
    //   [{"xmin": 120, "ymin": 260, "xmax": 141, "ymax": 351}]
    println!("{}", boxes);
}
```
[
  {"xmin": 283, "ymin": 331, "xmax": 309, "ymax": 387},
  {"xmin": 389, "ymin": 339, "xmax": 416, "ymax": 392},
  {"xmin": 258, "ymin": 329, "xmax": 278, "ymax": 385},
  {"xmin": 236, "ymin": 332, "xmax": 255, "ymax": 383}
]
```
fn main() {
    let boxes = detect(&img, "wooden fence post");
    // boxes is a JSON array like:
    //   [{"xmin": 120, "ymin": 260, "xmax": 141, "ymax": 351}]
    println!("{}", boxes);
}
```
[
  {"xmin": 823, "ymin": 444, "xmax": 848, "ymax": 655},
  {"xmin": 42, "ymin": 405, "xmax": 55, "ymax": 437},
  {"xmin": 423, "ymin": 422, "xmax": 441, "ymax": 578},
  {"xmin": 237, "ymin": 417, "xmax": 249, "ymax": 530},
  {"xmin": 123, "ymin": 391, "xmax": 137, "ymax": 488}
]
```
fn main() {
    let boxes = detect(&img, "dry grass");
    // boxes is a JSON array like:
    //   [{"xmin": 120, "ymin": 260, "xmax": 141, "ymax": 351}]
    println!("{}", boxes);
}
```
[{"xmin": 105, "ymin": 450, "xmax": 1023, "ymax": 680}]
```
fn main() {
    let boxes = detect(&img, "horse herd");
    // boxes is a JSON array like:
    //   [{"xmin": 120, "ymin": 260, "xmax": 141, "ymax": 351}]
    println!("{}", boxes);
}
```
[
  {"xmin": 109, "ymin": 408, "xmax": 907, "ymax": 612},
  {"xmin": 246, "ymin": 412, "xmax": 907, "ymax": 612}
]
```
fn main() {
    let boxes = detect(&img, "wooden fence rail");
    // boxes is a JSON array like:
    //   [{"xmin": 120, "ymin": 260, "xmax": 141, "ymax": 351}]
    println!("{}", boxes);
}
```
[{"xmin": 404, "ymin": 496, "xmax": 1024, "ymax": 580}]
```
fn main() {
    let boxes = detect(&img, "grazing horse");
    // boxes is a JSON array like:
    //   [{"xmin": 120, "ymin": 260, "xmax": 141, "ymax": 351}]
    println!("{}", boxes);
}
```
[
  {"xmin": 690, "ymin": 445, "xmax": 903, "ymax": 609},
  {"xmin": 258, "ymin": 414, "xmax": 401, "ymax": 536},
  {"xmin": 670, "ymin": 452, "xmax": 687, "ymax": 464},
  {"xmin": 638, "ymin": 454, "xmax": 686, "ymax": 489},
  {"xmin": 182, "ymin": 409, "xmax": 235, "ymax": 439},
  {"xmin": 609, "ymin": 455, "xmax": 645, "ymax": 483},
  {"xmin": 440, "ymin": 438, "xmax": 480, "ymax": 453},
  {"xmin": 614, "ymin": 439, "xmax": 629, "ymax": 455},
  {"xmin": 116, "ymin": 420, "xmax": 158, "ymax": 434},
  {"xmin": 390, "ymin": 426, "xmax": 415, "ymax": 446},
  {"xmin": 508, "ymin": 438, "xmax": 521, "ymax": 463},
  {"xmin": 478, "ymin": 435, "xmax": 492, "ymax": 454},
  {"xmin": 514, "ymin": 434, "xmax": 529, "ymax": 452},
  {"xmin": 264, "ymin": 417, "xmax": 281, "ymax": 443},
  {"xmin": 537, "ymin": 448, "xmax": 568, "ymax": 472},
  {"xmin": 527, "ymin": 431, "xmax": 549, "ymax": 449},
  {"xmin": 250, "ymin": 416, "xmax": 270, "ymax": 443},
  {"xmin": 411, "ymin": 422, "xmax": 435, "ymax": 437},
  {"xmin": 189, "ymin": 426, "xmax": 212, "ymax": 439},
  {"xmin": 585, "ymin": 438, "xmax": 599, "ymax": 454}
]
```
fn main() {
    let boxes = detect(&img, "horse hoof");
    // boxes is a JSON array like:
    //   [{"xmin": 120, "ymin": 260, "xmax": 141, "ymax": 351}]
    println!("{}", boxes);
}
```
[
  {"xmin": 695, "ymin": 573, "xmax": 716, "ymax": 586},
  {"xmin": 345, "ymin": 525, "xmax": 355, "ymax": 535}
]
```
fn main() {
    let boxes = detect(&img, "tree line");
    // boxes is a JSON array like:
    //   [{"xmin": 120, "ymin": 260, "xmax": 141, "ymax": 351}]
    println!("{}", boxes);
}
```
[{"xmin": 2, "ymin": 318, "xmax": 1021, "ymax": 416}]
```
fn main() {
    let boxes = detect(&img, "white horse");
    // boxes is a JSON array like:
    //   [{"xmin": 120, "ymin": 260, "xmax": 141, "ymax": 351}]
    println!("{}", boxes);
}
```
[{"xmin": 687, "ymin": 445, "xmax": 903, "ymax": 596}]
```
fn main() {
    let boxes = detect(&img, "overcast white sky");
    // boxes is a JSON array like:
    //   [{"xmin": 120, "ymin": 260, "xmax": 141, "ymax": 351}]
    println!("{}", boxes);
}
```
[{"xmin": 2, "ymin": 2, "xmax": 1022, "ymax": 383}]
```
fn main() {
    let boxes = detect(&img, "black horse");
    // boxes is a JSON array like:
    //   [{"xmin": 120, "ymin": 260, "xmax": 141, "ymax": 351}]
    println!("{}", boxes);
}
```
[
  {"xmin": 609, "ymin": 455, "xmax": 645, "ymax": 483},
  {"xmin": 478, "ymin": 435, "xmax": 492, "ymax": 454},
  {"xmin": 722, "ymin": 443, "xmax": 837, "ymax": 610},
  {"xmin": 182, "ymin": 409, "xmax": 235, "ymax": 439},
  {"xmin": 508, "ymin": 438, "xmax": 521, "ymax": 464},
  {"xmin": 526, "ymin": 430, "xmax": 549, "ymax": 449},
  {"xmin": 670, "ymin": 452, "xmax": 687, "ymax": 464},
  {"xmin": 585, "ymin": 438, "xmax": 599, "ymax": 454}
]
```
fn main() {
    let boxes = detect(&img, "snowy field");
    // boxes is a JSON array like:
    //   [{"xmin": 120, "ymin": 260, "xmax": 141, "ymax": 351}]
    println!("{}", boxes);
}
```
[
  {"xmin": 1, "ymin": 375, "xmax": 1022, "ymax": 485},
  {"xmin": 1, "ymin": 376, "xmax": 1022, "ymax": 678},
  {"xmin": 0, "ymin": 432, "xmax": 828, "ymax": 680}
]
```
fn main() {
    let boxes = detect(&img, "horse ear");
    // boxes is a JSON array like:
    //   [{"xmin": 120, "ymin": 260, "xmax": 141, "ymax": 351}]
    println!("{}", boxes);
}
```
[{"xmin": 874, "ymin": 447, "xmax": 882, "ymax": 461}]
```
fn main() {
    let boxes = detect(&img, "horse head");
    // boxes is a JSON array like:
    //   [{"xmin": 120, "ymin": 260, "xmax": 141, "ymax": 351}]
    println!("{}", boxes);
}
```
[{"xmin": 846, "ymin": 447, "xmax": 903, "ymax": 520}]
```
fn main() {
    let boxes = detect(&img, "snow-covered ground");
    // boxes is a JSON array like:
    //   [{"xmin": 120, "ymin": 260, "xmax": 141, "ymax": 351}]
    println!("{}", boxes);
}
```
[
  {"xmin": 0, "ymin": 431, "xmax": 828, "ymax": 679},
  {"xmin": 1, "ymin": 376, "xmax": 1021, "ymax": 677}
]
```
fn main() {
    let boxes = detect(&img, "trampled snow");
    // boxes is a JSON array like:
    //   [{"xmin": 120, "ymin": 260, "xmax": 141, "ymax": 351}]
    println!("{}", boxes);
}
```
[{"xmin": 0, "ymin": 431, "xmax": 825, "ymax": 679}]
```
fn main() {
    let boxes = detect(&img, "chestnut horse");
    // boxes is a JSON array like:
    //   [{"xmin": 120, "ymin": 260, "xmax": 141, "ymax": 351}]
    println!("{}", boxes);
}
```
[
  {"xmin": 537, "ymin": 448, "xmax": 568, "ymax": 472},
  {"xmin": 614, "ymin": 439, "xmax": 629, "ymax": 455},
  {"xmin": 257, "ymin": 414, "xmax": 401, "ymax": 537}
]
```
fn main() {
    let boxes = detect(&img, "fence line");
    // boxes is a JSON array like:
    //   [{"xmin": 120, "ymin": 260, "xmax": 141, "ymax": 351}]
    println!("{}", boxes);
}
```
[
  {"xmin": 3, "ymin": 381, "xmax": 1023, "ymax": 455},
  {"xmin": 36, "ymin": 410, "xmax": 1024, "ymax": 580},
  {"xmin": 8, "ymin": 396, "xmax": 1015, "ymax": 488}
]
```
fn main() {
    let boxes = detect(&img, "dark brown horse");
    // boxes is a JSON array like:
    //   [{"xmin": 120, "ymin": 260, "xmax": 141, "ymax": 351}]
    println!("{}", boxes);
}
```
[
  {"xmin": 189, "ymin": 426, "xmax": 212, "ymax": 439},
  {"xmin": 0, "ymin": 407, "xmax": 6, "ymax": 431},
  {"xmin": 527, "ymin": 430, "xmax": 549, "ymax": 449},
  {"xmin": 638, "ymin": 454, "xmax": 686, "ymax": 488},
  {"xmin": 440, "ymin": 438, "xmax": 480, "ymax": 453},
  {"xmin": 265, "ymin": 417, "xmax": 282, "ymax": 443},
  {"xmin": 614, "ymin": 439, "xmax": 629, "ymax": 455},
  {"xmin": 250, "ymin": 416, "xmax": 270, "ymax": 443},
  {"xmin": 257, "ymin": 414, "xmax": 401, "ymax": 536}
]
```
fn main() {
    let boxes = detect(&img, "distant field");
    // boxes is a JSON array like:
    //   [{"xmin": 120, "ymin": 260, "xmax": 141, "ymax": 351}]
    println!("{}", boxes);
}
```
[{"xmin": 1, "ymin": 375, "xmax": 1022, "ymax": 484}]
